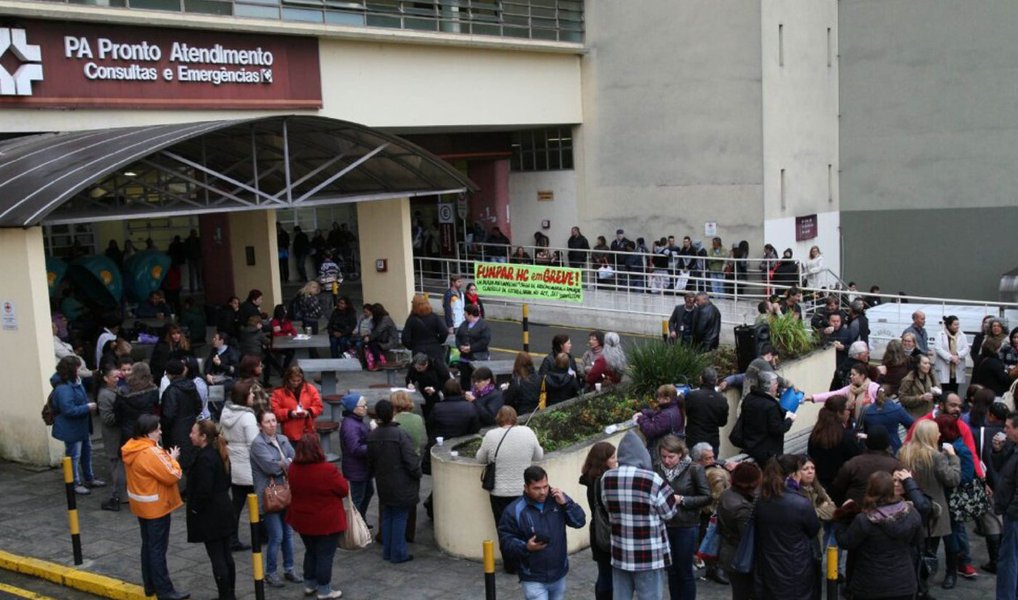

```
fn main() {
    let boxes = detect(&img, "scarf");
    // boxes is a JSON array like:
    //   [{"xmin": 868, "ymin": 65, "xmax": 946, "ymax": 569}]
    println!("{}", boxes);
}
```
[
  {"xmin": 473, "ymin": 381, "xmax": 495, "ymax": 398},
  {"xmin": 663, "ymin": 456, "xmax": 692, "ymax": 481},
  {"xmin": 947, "ymin": 331, "xmax": 958, "ymax": 379},
  {"xmin": 465, "ymin": 292, "xmax": 480, "ymax": 306},
  {"xmin": 848, "ymin": 378, "xmax": 872, "ymax": 411}
]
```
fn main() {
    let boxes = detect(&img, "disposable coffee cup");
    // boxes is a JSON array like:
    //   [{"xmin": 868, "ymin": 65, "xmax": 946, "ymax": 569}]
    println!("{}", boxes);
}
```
[
  {"xmin": 595, "ymin": 383, "xmax": 603, "ymax": 392},
  {"xmin": 450, "ymin": 451, "xmax": 459, "ymax": 458},
  {"xmin": 436, "ymin": 436, "xmax": 444, "ymax": 446}
]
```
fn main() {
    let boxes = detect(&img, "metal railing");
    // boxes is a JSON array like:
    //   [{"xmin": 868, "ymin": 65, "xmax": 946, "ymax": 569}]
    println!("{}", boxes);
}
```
[{"xmin": 57, "ymin": 0, "xmax": 584, "ymax": 43}]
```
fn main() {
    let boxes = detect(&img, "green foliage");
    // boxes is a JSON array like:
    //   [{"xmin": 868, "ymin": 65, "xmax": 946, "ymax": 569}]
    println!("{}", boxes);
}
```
[
  {"xmin": 767, "ymin": 310, "xmax": 820, "ymax": 359},
  {"xmin": 452, "ymin": 390, "xmax": 645, "ymax": 454},
  {"xmin": 626, "ymin": 340, "xmax": 712, "ymax": 398},
  {"xmin": 706, "ymin": 345, "xmax": 739, "ymax": 380}
]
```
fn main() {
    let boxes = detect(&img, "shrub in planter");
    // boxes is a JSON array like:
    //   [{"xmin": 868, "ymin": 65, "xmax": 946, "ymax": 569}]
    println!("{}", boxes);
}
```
[
  {"xmin": 767, "ymin": 311, "xmax": 820, "ymax": 359},
  {"xmin": 627, "ymin": 340, "xmax": 712, "ymax": 398}
]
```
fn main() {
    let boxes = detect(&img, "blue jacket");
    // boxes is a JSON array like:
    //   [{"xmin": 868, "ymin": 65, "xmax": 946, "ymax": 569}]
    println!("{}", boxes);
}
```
[
  {"xmin": 860, "ymin": 401, "xmax": 914, "ymax": 453},
  {"xmin": 498, "ymin": 492, "xmax": 585, "ymax": 584},
  {"xmin": 50, "ymin": 375, "xmax": 92, "ymax": 443}
]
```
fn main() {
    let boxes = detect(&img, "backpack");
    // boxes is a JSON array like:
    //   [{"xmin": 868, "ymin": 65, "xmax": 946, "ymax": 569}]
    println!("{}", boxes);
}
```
[{"xmin": 41, "ymin": 390, "xmax": 57, "ymax": 426}]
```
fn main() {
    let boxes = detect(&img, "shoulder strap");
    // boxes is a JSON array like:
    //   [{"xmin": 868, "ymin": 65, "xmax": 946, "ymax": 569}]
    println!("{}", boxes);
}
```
[{"xmin": 491, "ymin": 426, "xmax": 513, "ymax": 463}]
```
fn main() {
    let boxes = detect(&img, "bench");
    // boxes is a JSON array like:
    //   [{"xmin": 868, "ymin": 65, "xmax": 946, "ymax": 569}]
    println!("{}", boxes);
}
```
[{"xmin": 315, "ymin": 419, "xmax": 341, "ymax": 462}]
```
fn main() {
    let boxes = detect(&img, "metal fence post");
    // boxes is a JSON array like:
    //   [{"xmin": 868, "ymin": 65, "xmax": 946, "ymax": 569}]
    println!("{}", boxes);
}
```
[
  {"xmin": 522, "ymin": 304, "xmax": 530, "ymax": 353},
  {"xmin": 826, "ymin": 545, "xmax": 838, "ymax": 599},
  {"xmin": 63, "ymin": 456, "xmax": 83, "ymax": 565}
]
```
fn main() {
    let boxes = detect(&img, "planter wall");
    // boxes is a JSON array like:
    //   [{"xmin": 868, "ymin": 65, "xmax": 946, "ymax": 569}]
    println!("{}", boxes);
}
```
[
  {"xmin": 431, "ymin": 345, "xmax": 835, "ymax": 562},
  {"xmin": 431, "ymin": 425, "xmax": 631, "ymax": 561}
]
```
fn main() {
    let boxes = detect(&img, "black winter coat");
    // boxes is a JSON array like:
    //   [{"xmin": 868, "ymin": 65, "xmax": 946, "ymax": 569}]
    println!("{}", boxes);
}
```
[
  {"xmin": 754, "ymin": 485, "xmax": 822, "ymax": 599},
  {"xmin": 683, "ymin": 386, "xmax": 729, "ymax": 452},
  {"xmin": 657, "ymin": 461, "xmax": 711, "ymax": 528},
  {"xmin": 473, "ymin": 389, "xmax": 504, "ymax": 427},
  {"xmin": 736, "ymin": 390, "xmax": 792, "ymax": 465},
  {"xmin": 427, "ymin": 396, "xmax": 481, "ymax": 443},
  {"xmin": 973, "ymin": 355, "xmax": 1011, "ymax": 396},
  {"xmin": 455, "ymin": 319, "xmax": 491, "ymax": 360},
  {"xmin": 835, "ymin": 502, "xmax": 923, "ymax": 599},
  {"xmin": 405, "ymin": 364, "xmax": 447, "ymax": 419},
  {"xmin": 543, "ymin": 369, "xmax": 581, "ymax": 406},
  {"xmin": 161, "ymin": 378, "xmax": 203, "ymax": 470},
  {"xmin": 367, "ymin": 423, "xmax": 422, "ymax": 508},
  {"xmin": 186, "ymin": 445, "xmax": 235, "ymax": 543},
  {"xmin": 401, "ymin": 312, "xmax": 448, "ymax": 366},
  {"xmin": 115, "ymin": 387, "xmax": 159, "ymax": 443},
  {"xmin": 505, "ymin": 373, "xmax": 542, "ymax": 415},
  {"xmin": 326, "ymin": 308, "xmax": 357, "ymax": 338},
  {"xmin": 691, "ymin": 302, "xmax": 722, "ymax": 350}
]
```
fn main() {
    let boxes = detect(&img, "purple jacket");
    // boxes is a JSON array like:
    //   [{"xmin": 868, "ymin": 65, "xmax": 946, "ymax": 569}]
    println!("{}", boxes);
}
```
[
  {"xmin": 638, "ymin": 401, "xmax": 685, "ymax": 446},
  {"xmin": 340, "ymin": 411, "xmax": 371, "ymax": 482}
]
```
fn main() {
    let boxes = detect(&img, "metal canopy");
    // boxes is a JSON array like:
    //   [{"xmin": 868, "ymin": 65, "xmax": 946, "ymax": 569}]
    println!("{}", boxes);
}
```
[{"xmin": 0, "ymin": 115, "xmax": 475, "ymax": 227}]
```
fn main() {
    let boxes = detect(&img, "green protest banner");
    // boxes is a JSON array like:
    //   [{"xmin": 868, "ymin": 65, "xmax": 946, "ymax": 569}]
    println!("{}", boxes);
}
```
[{"xmin": 473, "ymin": 262, "xmax": 583, "ymax": 303}]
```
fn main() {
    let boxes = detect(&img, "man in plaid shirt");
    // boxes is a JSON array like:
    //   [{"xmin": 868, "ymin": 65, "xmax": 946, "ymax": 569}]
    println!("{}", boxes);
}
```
[{"xmin": 601, "ymin": 430, "xmax": 680, "ymax": 599}]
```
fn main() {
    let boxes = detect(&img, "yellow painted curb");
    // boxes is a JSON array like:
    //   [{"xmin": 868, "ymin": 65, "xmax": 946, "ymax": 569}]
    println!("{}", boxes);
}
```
[
  {"xmin": 0, "ymin": 581, "xmax": 56, "ymax": 600},
  {"xmin": 0, "ymin": 549, "xmax": 150, "ymax": 600}
]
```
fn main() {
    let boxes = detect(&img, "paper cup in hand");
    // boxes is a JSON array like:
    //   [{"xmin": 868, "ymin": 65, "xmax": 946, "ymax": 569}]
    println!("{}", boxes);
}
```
[{"xmin": 931, "ymin": 386, "xmax": 942, "ymax": 396}]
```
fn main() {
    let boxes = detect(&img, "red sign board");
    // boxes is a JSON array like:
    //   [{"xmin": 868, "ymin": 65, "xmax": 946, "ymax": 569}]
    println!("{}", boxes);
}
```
[
  {"xmin": 0, "ymin": 19, "xmax": 321, "ymax": 110},
  {"xmin": 795, "ymin": 214, "xmax": 818, "ymax": 242}
]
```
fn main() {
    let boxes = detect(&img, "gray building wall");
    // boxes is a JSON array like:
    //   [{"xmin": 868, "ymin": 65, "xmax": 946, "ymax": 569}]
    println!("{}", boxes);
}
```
[
  {"xmin": 576, "ymin": 0, "xmax": 764, "ymax": 248},
  {"xmin": 839, "ymin": 1, "xmax": 1018, "ymax": 300}
]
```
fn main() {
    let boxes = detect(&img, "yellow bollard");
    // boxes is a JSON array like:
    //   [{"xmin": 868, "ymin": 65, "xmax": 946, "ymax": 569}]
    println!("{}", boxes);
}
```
[
  {"xmin": 826, "ymin": 545, "xmax": 838, "ymax": 599},
  {"xmin": 483, "ymin": 539, "xmax": 496, "ymax": 600},
  {"xmin": 661, "ymin": 319, "xmax": 669, "ymax": 342},
  {"xmin": 522, "ymin": 304, "xmax": 530, "ymax": 353},
  {"xmin": 248, "ymin": 494, "xmax": 265, "ymax": 600},
  {"xmin": 63, "ymin": 457, "xmax": 83, "ymax": 565}
]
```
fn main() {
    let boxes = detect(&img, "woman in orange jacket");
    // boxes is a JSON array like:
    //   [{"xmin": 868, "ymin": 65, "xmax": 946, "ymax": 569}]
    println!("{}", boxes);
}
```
[
  {"xmin": 270, "ymin": 365, "xmax": 323, "ymax": 442},
  {"xmin": 121, "ymin": 414, "xmax": 187, "ymax": 600}
]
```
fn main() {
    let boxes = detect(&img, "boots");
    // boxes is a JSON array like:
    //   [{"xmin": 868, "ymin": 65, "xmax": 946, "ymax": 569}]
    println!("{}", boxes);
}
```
[
  {"xmin": 982, "ymin": 534, "xmax": 1000, "ymax": 574},
  {"xmin": 942, "ymin": 551, "xmax": 958, "ymax": 589},
  {"xmin": 706, "ymin": 563, "xmax": 729, "ymax": 585}
]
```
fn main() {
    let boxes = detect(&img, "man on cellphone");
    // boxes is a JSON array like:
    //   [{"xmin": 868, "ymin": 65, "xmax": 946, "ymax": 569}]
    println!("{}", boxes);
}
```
[{"xmin": 498, "ymin": 466, "xmax": 586, "ymax": 600}]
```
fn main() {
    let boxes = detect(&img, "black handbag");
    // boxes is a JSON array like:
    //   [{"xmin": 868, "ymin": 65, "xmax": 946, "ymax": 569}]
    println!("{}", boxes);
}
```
[{"xmin": 481, "ymin": 426, "xmax": 512, "ymax": 491}]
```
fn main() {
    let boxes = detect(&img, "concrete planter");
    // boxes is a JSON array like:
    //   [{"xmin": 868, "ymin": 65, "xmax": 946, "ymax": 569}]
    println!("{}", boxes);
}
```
[{"xmin": 430, "ymin": 345, "xmax": 835, "ymax": 561}]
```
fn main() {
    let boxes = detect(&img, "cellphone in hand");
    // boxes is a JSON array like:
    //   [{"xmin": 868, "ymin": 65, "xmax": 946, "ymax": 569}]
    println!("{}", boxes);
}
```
[{"xmin": 533, "ymin": 532, "xmax": 551, "ymax": 545}]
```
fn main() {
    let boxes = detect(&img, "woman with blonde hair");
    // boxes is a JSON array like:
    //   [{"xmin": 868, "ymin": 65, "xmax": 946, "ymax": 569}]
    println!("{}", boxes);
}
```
[
  {"xmin": 293, "ymin": 280, "xmax": 324, "ymax": 334},
  {"xmin": 898, "ymin": 419, "xmax": 960, "ymax": 592},
  {"xmin": 401, "ymin": 294, "xmax": 448, "ymax": 374}
]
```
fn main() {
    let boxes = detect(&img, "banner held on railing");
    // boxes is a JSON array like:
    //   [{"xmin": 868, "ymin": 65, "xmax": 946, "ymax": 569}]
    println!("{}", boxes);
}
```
[{"xmin": 474, "ymin": 262, "xmax": 583, "ymax": 303}]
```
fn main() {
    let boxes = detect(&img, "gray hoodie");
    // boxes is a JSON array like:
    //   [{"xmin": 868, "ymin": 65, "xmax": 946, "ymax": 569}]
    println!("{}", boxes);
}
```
[{"xmin": 617, "ymin": 430, "xmax": 653, "ymax": 470}]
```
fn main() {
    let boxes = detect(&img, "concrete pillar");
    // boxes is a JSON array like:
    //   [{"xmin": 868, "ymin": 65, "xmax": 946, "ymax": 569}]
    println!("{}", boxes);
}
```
[
  {"xmin": 0, "ymin": 227, "xmax": 64, "ymax": 465},
  {"xmin": 357, "ymin": 198, "xmax": 414, "ymax": 325},
  {"xmin": 228, "ymin": 210, "xmax": 282, "ymax": 310}
]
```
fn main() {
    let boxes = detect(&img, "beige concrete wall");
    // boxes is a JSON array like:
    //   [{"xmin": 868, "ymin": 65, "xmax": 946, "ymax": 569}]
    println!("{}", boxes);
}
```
[
  {"xmin": 357, "ymin": 198, "xmax": 414, "ymax": 326},
  {"xmin": 507, "ymin": 170, "xmax": 579, "ymax": 249},
  {"xmin": 228, "ymin": 210, "xmax": 282, "ymax": 310},
  {"xmin": 432, "ymin": 428, "xmax": 630, "ymax": 561},
  {"xmin": 0, "ymin": 228, "xmax": 65, "ymax": 464}
]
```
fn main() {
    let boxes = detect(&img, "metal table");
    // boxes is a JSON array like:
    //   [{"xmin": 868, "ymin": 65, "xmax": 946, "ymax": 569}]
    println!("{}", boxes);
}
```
[
  {"xmin": 297, "ymin": 357, "xmax": 362, "ymax": 397},
  {"xmin": 273, "ymin": 334, "xmax": 331, "ymax": 359},
  {"xmin": 470, "ymin": 359, "xmax": 516, "ymax": 382}
]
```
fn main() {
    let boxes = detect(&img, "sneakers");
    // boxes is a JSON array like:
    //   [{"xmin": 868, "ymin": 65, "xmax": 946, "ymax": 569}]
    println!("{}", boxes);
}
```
[
  {"xmin": 304, "ymin": 587, "xmax": 317, "ymax": 597},
  {"xmin": 317, "ymin": 590, "xmax": 342, "ymax": 599},
  {"xmin": 264, "ymin": 574, "xmax": 285, "ymax": 588},
  {"xmin": 100, "ymin": 498, "xmax": 120, "ymax": 511},
  {"xmin": 85, "ymin": 479, "xmax": 106, "ymax": 488},
  {"xmin": 74, "ymin": 485, "xmax": 91, "ymax": 495},
  {"xmin": 958, "ymin": 564, "xmax": 979, "ymax": 578}
]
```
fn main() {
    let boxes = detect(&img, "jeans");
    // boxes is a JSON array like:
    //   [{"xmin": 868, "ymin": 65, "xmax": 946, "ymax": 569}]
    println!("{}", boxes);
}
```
[
  {"xmin": 381, "ymin": 505, "xmax": 411, "ymax": 562},
  {"xmin": 521, "ymin": 576, "xmax": 566, "ymax": 600},
  {"xmin": 952, "ymin": 518, "xmax": 972, "ymax": 565},
  {"xmin": 262, "ymin": 510, "xmax": 294, "ymax": 576},
  {"xmin": 710, "ymin": 272, "xmax": 725, "ymax": 295},
  {"xmin": 349, "ymin": 479, "xmax": 374, "ymax": 520},
  {"xmin": 329, "ymin": 335, "xmax": 353, "ymax": 358},
  {"xmin": 665, "ymin": 526, "xmax": 697, "ymax": 600},
  {"xmin": 998, "ymin": 516, "xmax": 1018, "ymax": 600},
  {"xmin": 594, "ymin": 556, "xmax": 613, "ymax": 600},
  {"xmin": 138, "ymin": 514, "xmax": 176, "ymax": 597},
  {"xmin": 299, "ymin": 533, "xmax": 339, "ymax": 595},
  {"xmin": 613, "ymin": 566, "xmax": 664, "ymax": 600},
  {"xmin": 64, "ymin": 438, "xmax": 94, "ymax": 486},
  {"xmin": 204, "ymin": 537, "xmax": 236, "ymax": 600}
]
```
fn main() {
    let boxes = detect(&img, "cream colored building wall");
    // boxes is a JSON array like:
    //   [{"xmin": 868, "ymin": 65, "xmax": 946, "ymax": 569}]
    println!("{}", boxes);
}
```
[
  {"xmin": 228, "ymin": 210, "xmax": 282, "ymax": 310},
  {"xmin": 357, "ymin": 198, "xmax": 414, "ymax": 325},
  {"xmin": 0, "ymin": 228, "xmax": 65, "ymax": 464},
  {"xmin": 761, "ymin": 0, "xmax": 840, "ymax": 272},
  {"xmin": 507, "ymin": 170, "xmax": 578, "ymax": 249}
]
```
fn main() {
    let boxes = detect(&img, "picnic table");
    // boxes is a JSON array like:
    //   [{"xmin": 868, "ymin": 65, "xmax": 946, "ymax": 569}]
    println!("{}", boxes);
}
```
[
  {"xmin": 297, "ymin": 357, "xmax": 362, "ymax": 396},
  {"xmin": 470, "ymin": 359, "xmax": 516, "ymax": 382},
  {"xmin": 273, "ymin": 334, "xmax": 331, "ymax": 359}
]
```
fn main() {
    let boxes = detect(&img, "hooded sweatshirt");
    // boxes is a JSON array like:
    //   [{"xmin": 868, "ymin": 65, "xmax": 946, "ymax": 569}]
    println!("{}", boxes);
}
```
[
  {"xmin": 121, "ymin": 437, "xmax": 183, "ymax": 520},
  {"xmin": 600, "ymin": 431, "xmax": 679, "ymax": 571},
  {"xmin": 219, "ymin": 401, "xmax": 259, "ymax": 486}
]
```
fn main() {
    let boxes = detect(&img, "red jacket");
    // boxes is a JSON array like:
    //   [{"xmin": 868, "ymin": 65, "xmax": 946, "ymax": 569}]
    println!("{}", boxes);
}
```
[
  {"xmin": 285, "ymin": 461, "xmax": 349, "ymax": 536},
  {"xmin": 271, "ymin": 383, "xmax": 323, "ymax": 442}
]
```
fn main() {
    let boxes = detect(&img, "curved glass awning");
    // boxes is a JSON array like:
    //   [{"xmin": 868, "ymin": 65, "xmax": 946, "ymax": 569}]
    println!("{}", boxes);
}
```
[{"xmin": 0, "ymin": 115, "xmax": 475, "ymax": 227}]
